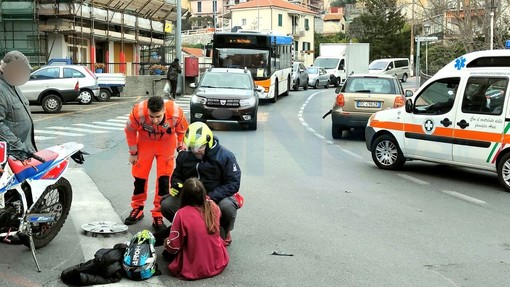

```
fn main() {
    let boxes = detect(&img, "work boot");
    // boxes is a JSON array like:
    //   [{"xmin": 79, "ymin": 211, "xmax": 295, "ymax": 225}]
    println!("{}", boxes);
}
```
[
  {"xmin": 124, "ymin": 207, "xmax": 144, "ymax": 225},
  {"xmin": 152, "ymin": 217, "xmax": 167, "ymax": 233}
]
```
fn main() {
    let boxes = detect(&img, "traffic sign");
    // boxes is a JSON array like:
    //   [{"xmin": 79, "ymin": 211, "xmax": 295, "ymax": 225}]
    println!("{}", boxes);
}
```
[{"xmin": 415, "ymin": 36, "xmax": 439, "ymax": 42}]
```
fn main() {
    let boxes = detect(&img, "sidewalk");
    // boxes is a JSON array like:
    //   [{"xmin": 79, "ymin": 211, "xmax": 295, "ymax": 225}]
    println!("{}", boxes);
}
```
[{"xmin": 61, "ymin": 168, "xmax": 166, "ymax": 286}]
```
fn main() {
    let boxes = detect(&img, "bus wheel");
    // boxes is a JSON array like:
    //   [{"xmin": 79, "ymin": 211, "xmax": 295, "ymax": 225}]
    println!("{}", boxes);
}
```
[{"xmin": 271, "ymin": 80, "xmax": 278, "ymax": 103}]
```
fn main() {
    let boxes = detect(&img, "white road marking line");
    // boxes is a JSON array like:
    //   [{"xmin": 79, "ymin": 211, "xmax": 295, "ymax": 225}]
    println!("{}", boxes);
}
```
[
  {"xmin": 46, "ymin": 126, "xmax": 109, "ymax": 133},
  {"xmin": 35, "ymin": 130, "xmax": 85, "ymax": 137},
  {"xmin": 92, "ymin": 121, "xmax": 126, "ymax": 127},
  {"xmin": 441, "ymin": 190, "xmax": 487, "ymax": 206},
  {"xmin": 34, "ymin": 135, "xmax": 57, "ymax": 141},
  {"xmin": 396, "ymin": 173, "xmax": 429, "ymax": 185},
  {"xmin": 107, "ymin": 119, "xmax": 127, "ymax": 123},
  {"xmin": 340, "ymin": 148, "xmax": 363, "ymax": 159},
  {"xmin": 73, "ymin": 123, "xmax": 125, "ymax": 130},
  {"xmin": 116, "ymin": 116, "xmax": 129, "ymax": 120}
]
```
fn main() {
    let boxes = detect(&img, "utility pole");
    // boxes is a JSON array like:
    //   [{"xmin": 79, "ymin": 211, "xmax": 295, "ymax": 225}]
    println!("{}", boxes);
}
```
[
  {"xmin": 175, "ymin": 0, "xmax": 182, "ymax": 94},
  {"xmin": 410, "ymin": 0, "xmax": 415, "ymax": 76},
  {"xmin": 490, "ymin": 0, "xmax": 495, "ymax": 50}
]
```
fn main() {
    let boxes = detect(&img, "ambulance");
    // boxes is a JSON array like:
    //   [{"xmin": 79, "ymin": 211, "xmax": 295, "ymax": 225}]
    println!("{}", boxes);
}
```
[{"xmin": 365, "ymin": 49, "xmax": 510, "ymax": 191}]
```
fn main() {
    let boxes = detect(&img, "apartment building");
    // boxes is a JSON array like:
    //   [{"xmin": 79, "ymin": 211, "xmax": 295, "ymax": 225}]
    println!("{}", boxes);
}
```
[
  {"xmin": 0, "ymin": 0, "xmax": 188, "ymax": 75},
  {"xmin": 230, "ymin": 0, "xmax": 316, "ymax": 65}
]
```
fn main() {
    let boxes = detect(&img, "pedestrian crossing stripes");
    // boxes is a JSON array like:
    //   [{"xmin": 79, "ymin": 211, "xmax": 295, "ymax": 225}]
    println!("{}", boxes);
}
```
[{"xmin": 35, "ymin": 97, "xmax": 191, "ymax": 141}]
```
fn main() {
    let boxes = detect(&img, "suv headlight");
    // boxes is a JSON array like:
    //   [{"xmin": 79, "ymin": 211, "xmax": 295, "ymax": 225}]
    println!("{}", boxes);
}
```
[
  {"xmin": 191, "ymin": 95, "xmax": 207, "ymax": 104},
  {"xmin": 240, "ymin": 96, "xmax": 256, "ymax": 107}
]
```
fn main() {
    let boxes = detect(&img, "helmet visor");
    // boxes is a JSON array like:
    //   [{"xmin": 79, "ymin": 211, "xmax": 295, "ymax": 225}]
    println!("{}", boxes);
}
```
[{"xmin": 190, "ymin": 144, "xmax": 207, "ymax": 153}]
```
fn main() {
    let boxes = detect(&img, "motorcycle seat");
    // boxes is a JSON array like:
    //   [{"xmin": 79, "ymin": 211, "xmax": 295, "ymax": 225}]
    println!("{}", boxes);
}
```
[{"xmin": 8, "ymin": 150, "xmax": 59, "ymax": 182}]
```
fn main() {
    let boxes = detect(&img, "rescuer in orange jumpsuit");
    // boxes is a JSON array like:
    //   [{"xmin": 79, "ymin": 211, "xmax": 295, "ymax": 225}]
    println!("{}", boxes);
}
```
[{"xmin": 124, "ymin": 95, "xmax": 188, "ymax": 232}]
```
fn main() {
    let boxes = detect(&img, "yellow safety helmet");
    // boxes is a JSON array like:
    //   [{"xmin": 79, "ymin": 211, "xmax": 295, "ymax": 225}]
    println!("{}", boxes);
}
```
[{"xmin": 184, "ymin": 122, "xmax": 213, "ymax": 149}]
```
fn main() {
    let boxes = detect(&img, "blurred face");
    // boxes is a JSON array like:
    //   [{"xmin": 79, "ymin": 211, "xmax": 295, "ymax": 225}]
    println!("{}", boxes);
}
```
[
  {"xmin": 3, "ymin": 62, "xmax": 30, "ymax": 86},
  {"xmin": 148, "ymin": 109, "xmax": 165, "ymax": 125},
  {"xmin": 191, "ymin": 144, "xmax": 206, "ymax": 159}
]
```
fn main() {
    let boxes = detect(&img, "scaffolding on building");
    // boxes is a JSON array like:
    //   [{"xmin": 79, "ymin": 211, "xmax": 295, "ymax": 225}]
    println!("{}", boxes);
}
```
[{"xmin": 0, "ymin": 0, "xmax": 184, "ymax": 75}]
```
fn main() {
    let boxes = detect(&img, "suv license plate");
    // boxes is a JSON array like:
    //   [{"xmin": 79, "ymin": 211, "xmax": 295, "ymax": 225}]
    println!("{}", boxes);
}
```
[{"xmin": 357, "ymin": 101, "xmax": 381, "ymax": 108}]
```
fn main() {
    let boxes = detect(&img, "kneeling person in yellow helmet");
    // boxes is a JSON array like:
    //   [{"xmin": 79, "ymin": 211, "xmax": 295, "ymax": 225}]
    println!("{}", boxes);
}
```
[{"xmin": 160, "ymin": 122, "xmax": 241, "ymax": 246}]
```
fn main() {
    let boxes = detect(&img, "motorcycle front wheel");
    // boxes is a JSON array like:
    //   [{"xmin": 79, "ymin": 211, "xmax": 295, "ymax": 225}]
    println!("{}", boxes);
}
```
[{"xmin": 21, "ymin": 177, "xmax": 73, "ymax": 249}]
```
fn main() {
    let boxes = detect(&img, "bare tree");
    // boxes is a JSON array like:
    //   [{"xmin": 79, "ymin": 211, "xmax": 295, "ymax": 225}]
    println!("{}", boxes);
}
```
[{"xmin": 418, "ymin": 0, "xmax": 510, "ymax": 52}]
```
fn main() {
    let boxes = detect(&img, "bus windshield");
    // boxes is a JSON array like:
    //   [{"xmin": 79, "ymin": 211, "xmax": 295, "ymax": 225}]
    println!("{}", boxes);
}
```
[{"xmin": 215, "ymin": 48, "xmax": 269, "ymax": 79}]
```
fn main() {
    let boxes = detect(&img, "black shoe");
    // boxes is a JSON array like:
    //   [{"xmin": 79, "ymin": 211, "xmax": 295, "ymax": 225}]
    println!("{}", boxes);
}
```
[
  {"xmin": 152, "ymin": 217, "xmax": 167, "ymax": 233},
  {"xmin": 154, "ymin": 226, "xmax": 171, "ymax": 247},
  {"xmin": 162, "ymin": 249, "xmax": 176, "ymax": 261},
  {"xmin": 124, "ymin": 207, "xmax": 144, "ymax": 225}
]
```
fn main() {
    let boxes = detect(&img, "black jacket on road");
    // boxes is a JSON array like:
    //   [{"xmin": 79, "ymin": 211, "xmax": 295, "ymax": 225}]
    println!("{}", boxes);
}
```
[{"xmin": 172, "ymin": 137, "xmax": 241, "ymax": 203}]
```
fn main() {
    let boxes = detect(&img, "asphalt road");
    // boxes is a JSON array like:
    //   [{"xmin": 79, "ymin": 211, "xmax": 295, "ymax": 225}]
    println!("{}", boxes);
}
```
[{"xmin": 3, "ymin": 78, "xmax": 510, "ymax": 286}]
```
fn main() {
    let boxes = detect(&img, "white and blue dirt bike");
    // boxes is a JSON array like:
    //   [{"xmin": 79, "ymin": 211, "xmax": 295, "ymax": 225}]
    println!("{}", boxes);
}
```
[{"xmin": 0, "ymin": 142, "xmax": 86, "ymax": 272}]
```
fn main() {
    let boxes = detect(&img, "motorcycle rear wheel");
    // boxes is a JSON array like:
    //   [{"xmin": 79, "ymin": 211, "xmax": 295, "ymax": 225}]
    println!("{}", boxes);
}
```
[{"xmin": 21, "ymin": 177, "xmax": 73, "ymax": 249}]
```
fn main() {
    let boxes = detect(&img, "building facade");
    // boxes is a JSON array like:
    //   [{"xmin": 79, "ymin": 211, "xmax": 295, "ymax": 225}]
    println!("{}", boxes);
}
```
[
  {"xmin": 0, "ymin": 0, "xmax": 188, "ymax": 75},
  {"xmin": 230, "ymin": 0, "xmax": 316, "ymax": 66}
]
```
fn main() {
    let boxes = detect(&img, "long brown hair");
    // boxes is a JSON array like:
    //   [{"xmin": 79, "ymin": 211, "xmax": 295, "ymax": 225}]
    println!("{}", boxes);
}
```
[{"xmin": 180, "ymin": 178, "xmax": 219, "ymax": 235}]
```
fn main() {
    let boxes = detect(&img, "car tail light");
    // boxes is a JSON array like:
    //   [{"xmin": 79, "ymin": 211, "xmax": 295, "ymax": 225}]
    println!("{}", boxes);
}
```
[
  {"xmin": 336, "ymin": 93, "xmax": 345, "ymax": 107},
  {"xmin": 74, "ymin": 81, "xmax": 80, "ymax": 91},
  {"xmin": 393, "ymin": 95, "xmax": 405, "ymax": 108}
]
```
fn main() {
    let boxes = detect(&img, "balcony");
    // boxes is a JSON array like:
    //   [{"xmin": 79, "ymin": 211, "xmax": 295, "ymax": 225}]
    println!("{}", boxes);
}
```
[
  {"xmin": 292, "ymin": 26, "xmax": 305, "ymax": 37},
  {"xmin": 1, "ymin": 1, "xmax": 34, "ymax": 19}
]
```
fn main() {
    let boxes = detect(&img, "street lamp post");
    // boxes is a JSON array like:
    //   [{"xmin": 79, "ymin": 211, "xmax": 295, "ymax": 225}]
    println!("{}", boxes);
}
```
[
  {"xmin": 490, "ymin": 0, "xmax": 495, "ymax": 50},
  {"xmin": 415, "ymin": 31, "xmax": 438, "ymax": 89},
  {"xmin": 424, "ymin": 24, "xmax": 430, "ymax": 75}
]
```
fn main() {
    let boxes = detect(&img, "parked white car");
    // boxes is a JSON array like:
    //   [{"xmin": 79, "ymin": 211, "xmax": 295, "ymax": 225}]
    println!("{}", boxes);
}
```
[{"xmin": 20, "ymin": 65, "xmax": 99, "ymax": 112}]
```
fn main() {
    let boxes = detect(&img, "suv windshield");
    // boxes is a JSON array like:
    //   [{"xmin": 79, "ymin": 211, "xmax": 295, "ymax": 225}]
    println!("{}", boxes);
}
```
[{"xmin": 200, "ymin": 72, "xmax": 253, "ymax": 90}]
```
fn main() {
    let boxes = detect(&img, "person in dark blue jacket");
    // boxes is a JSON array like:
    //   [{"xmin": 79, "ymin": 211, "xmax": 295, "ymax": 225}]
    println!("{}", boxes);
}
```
[{"xmin": 160, "ymin": 122, "xmax": 241, "ymax": 246}]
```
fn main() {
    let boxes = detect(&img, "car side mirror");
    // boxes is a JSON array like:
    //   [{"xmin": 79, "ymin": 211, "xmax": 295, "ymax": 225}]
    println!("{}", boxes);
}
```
[
  {"xmin": 405, "ymin": 90, "xmax": 413, "ymax": 97},
  {"xmin": 299, "ymin": 69, "xmax": 304, "ymax": 73},
  {"xmin": 190, "ymin": 83, "xmax": 196, "ymax": 88},
  {"xmin": 387, "ymin": 66, "xmax": 393, "ymax": 71},
  {"xmin": 405, "ymin": 99, "xmax": 413, "ymax": 113},
  {"xmin": 334, "ymin": 87, "xmax": 341, "ymax": 93},
  {"xmin": 256, "ymin": 85, "xmax": 265, "ymax": 93},
  {"xmin": 339, "ymin": 65, "xmax": 344, "ymax": 70}
]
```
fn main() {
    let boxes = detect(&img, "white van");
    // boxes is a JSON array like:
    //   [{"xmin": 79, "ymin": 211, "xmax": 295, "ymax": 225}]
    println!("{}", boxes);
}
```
[
  {"xmin": 369, "ymin": 58, "xmax": 410, "ymax": 83},
  {"xmin": 365, "ymin": 50, "xmax": 510, "ymax": 191}
]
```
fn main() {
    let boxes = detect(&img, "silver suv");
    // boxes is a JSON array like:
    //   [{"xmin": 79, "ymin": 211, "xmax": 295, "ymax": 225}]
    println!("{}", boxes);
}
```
[
  {"xmin": 190, "ymin": 67, "xmax": 263, "ymax": 130},
  {"xmin": 20, "ymin": 65, "xmax": 99, "ymax": 113}
]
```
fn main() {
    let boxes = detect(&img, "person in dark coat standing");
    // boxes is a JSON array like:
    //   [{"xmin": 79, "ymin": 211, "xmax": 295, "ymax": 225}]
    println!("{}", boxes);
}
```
[
  {"xmin": 0, "ymin": 50, "xmax": 37, "ymax": 159},
  {"xmin": 166, "ymin": 58, "xmax": 182, "ymax": 99}
]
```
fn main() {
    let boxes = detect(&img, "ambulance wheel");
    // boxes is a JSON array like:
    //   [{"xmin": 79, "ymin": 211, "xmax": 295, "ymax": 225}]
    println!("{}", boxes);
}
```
[
  {"xmin": 371, "ymin": 134, "xmax": 406, "ymax": 170},
  {"xmin": 497, "ymin": 153, "xmax": 510, "ymax": 192}
]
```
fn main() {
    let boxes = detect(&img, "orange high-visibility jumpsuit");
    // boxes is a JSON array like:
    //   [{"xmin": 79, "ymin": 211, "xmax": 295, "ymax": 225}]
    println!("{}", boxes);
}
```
[{"xmin": 125, "ymin": 99, "xmax": 188, "ymax": 218}]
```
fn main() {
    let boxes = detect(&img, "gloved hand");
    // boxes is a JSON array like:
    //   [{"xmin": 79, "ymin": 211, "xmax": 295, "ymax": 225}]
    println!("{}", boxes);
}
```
[{"xmin": 170, "ymin": 182, "xmax": 183, "ymax": 197}]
